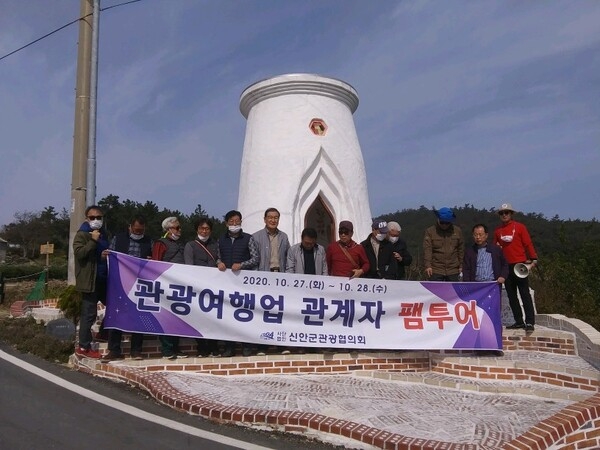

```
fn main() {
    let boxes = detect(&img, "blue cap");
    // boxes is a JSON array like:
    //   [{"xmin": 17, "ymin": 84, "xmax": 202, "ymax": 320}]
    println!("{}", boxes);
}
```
[{"xmin": 436, "ymin": 207, "xmax": 455, "ymax": 223}]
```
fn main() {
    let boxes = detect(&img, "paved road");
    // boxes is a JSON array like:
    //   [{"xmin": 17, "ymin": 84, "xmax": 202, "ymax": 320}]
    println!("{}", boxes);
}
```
[{"xmin": 0, "ymin": 345, "xmax": 344, "ymax": 450}]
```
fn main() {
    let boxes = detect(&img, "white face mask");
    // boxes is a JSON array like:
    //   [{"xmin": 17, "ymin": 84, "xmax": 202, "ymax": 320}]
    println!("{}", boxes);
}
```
[
  {"xmin": 170, "ymin": 233, "xmax": 180, "ymax": 241},
  {"xmin": 375, "ymin": 233, "xmax": 386, "ymax": 242},
  {"xmin": 89, "ymin": 219, "xmax": 103, "ymax": 230},
  {"xmin": 130, "ymin": 233, "xmax": 144, "ymax": 240},
  {"xmin": 388, "ymin": 236, "xmax": 399, "ymax": 244},
  {"xmin": 197, "ymin": 234, "xmax": 209, "ymax": 242},
  {"xmin": 228, "ymin": 225, "xmax": 242, "ymax": 234}
]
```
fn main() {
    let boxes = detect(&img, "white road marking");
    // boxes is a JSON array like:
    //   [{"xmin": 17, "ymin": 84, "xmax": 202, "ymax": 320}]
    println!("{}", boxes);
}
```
[{"xmin": 0, "ymin": 349, "xmax": 272, "ymax": 450}]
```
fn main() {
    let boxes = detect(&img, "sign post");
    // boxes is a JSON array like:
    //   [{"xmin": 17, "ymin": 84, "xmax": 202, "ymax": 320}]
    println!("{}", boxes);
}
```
[{"xmin": 40, "ymin": 242, "xmax": 54, "ymax": 297}]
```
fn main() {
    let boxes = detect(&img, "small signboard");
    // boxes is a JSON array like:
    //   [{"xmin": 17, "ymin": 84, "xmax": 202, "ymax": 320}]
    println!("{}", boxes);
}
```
[
  {"xmin": 46, "ymin": 318, "xmax": 76, "ymax": 341},
  {"xmin": 40, "ymin": 243, "xmax": 54, "ymax": 255}
]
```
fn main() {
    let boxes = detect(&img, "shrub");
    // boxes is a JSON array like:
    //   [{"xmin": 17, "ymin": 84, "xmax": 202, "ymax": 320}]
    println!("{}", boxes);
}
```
[
  {"xmin": 0, "ymin": 316, "xmax": 74, "ymax": 363},
  {"xmin": 0, "ymin": 263, "xmax": 67, "ymax": 281},
  {"xmin": 0, "ymin": 264, "xmax": 45, "ymax": 279},
  {"xmin": 57, "ymin": 284, "xmax": 81, "ymax": 325}
]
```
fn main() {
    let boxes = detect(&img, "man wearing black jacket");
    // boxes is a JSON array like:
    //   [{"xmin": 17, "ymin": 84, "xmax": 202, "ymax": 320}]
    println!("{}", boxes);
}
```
[
  {"xmin": 102, "ymin": 215, "xmax": 152, "ymax": 362},
  {"xmin": 387, "ymin": 221, "xmax": 413, "ymax": 280},
  {"xmin": 361, "ymin": 221, "xmax": 395, "ymax": 279}
]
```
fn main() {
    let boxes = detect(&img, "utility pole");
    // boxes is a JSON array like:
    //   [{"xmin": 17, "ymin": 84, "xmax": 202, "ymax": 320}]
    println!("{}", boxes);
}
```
[
  {"xmin": 68, "ymin": 0, "xmax": 94, "ymax": 285},
  {"xmin": 87, "ymin": 0, "xmax": 100, "ymax": 206}
]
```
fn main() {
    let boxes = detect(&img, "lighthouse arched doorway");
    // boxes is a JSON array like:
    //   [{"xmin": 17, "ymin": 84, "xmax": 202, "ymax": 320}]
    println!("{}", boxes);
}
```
[{"xmin": 304, "ymin": 195, "xmax": 334, "ymax": 248}]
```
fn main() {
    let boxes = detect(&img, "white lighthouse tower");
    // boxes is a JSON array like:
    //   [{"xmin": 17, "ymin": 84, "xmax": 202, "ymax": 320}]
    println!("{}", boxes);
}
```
[{"xmin": 238, "ymin": 73, "xmax": 372, "ymax": 246}]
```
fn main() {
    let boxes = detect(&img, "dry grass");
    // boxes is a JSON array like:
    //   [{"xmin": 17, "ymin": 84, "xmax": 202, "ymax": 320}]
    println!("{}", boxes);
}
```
[{"xmin": 0, "ymin": 316, "xmax": 74, "ymax": 363}]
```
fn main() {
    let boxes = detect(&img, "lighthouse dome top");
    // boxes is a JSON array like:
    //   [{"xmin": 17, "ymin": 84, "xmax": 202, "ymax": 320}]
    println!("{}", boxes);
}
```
[{"xmin": 239, "ymin": 73, "xmax": 359, "ymax": 118}]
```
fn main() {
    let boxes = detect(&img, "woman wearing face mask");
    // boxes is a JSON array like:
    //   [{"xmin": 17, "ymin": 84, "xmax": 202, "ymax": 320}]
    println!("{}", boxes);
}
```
[
  {"xmin": 183, "ymin": 217, "xmax": 221, "ymax": 358},
  {"xmin": 184, "ymin": 218, "xmax": 218, "ymax": 267},
  {"xmin": 361, "ymin": 220, "xmax": 396, "ymax": 279},
  {"xmin": 152, "ymin": 216, "xmax": 187, "ymax": 360}
]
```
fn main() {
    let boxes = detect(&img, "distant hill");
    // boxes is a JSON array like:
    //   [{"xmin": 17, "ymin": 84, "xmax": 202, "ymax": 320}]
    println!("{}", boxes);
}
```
[{"xmin": 376, "ymin": 204, "xmax": 600, "ymax": 269}]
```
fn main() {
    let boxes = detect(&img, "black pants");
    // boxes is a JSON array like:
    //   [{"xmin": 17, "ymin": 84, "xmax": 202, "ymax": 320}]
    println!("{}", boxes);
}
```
[
  {"xmin": 108, "ymin": 330, "xmax": 143, "ymax": 356},
  {"xmin": 505, "ymin": 265, "xmax": 535, "ymax": 325},
  {"xmin": 159, "ymin": 335, "xmax": 181, "ymax": 357},
  {"xmin": 78, "ymin": 280, "xmax": 106, "ymax": 349}
]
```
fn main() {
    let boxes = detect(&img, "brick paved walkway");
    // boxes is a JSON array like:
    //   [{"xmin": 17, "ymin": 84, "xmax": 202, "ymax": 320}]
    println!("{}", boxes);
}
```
[
  {"xmin": 162, "ymin": 369, "xmax": 574, "ymax": 446},
  {"xmin": 74, "ymin": 330, "xmax": 600, "ymax": 449}
]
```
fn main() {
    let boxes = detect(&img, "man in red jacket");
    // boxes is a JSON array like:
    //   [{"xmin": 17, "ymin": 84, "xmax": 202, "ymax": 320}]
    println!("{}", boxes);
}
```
[
  {"xmin": 326, "ymin": 220, "xmax": 370, "ymax": 278},
  {"xmin": 494, "ymin": 203, "xmax": 538, "ymax": 332}
]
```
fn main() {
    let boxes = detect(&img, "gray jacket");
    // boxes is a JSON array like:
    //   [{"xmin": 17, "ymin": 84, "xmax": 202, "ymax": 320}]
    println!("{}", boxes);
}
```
[
  {"xmin": 286, "ymin": 243, "xmax": 328, "ymax": 275},
  {"xmin": 253, "ymin": 228, "xmax": 290, "ymax": 271},
  {"xmin": 184, "ymin": 237, "xmax": 219, "ymax": 267}
]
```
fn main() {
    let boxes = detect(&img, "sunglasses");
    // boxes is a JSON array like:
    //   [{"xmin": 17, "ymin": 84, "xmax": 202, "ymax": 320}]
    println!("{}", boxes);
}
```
[
  {"xmin": 338, "ymin": 229, "xmax": 351, "ymax": 235},
  {"xmin": 170, "ymin": 226, "xmax": 181, "ymax": 231},
  {"xmin": 439, "ymin": 221, "xmax": 451, "ymax": 226},
  {"xmin": 499, "ymin": 211, "xmax": 512, "ymax": 216},
  {"xmin": 87, "ymin": 215, "xmax": 103, "ymax": 220}
]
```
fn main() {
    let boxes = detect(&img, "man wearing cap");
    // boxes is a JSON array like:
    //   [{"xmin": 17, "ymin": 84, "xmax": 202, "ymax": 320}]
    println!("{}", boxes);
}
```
[
  {"xmin": 423, "ymin": 207, "xmax": 464, "ymax": 281},
  {"xmin": 326, "ymin": 220, "xmax": 370, "ymax": 278},
  {"xmin": 493, "ymin": 203, "xmax": 538, "ymax": 332},
  {"xmin": 361, "ymin": 221, "xmax": 395, "ymax": 279}
]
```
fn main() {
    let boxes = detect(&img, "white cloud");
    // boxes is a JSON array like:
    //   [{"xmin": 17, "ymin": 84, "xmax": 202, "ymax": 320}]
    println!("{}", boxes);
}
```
[{"xmin": 1, "ymin": 0, "xmax": 599, "ymax": 228}]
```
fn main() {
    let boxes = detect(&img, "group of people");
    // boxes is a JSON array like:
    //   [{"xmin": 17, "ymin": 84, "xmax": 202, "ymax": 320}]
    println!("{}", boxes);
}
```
[
  {"xmin": 424, "ymin": 203, "xmax": 538, "ymax": 336},
  {"xmin": 72, "ymin": 202, "xmax": 537, "ymax": 361}
]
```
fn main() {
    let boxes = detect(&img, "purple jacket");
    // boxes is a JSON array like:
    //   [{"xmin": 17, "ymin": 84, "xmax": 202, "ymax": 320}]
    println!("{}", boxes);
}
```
[{"xmin": 463, "ymin": 243, "xmax": 509, "ymax": 282}]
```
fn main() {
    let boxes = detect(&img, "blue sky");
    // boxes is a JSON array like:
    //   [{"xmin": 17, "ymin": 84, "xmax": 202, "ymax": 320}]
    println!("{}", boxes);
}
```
[{"xmin": 1, "ymin": 0, "xmax": 599, "ymax": 228}]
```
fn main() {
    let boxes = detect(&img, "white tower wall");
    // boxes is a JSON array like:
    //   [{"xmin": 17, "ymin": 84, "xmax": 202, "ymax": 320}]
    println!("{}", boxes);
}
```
[{"xmin": 238, "ymin": 74, "xmax": 372, "ymax": 244}]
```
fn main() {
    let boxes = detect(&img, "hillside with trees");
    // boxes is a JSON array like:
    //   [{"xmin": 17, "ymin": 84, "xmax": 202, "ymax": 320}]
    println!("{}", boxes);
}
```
[
  {"xmin": 1, "ymin": 198, "xmax": 599, "ymax": 329},
  {"xmin": 381, "ymin": 204, "xmax": 600, "ymax": 330}
]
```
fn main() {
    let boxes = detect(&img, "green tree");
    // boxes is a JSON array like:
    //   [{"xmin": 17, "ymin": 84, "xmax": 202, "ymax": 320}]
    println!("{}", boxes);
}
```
[
  {"xmin": 185, "ymin": 204, "xmax": 226, "ymax": 240},
  {"xmin": 532, "ymin": 240, "xmax": 600, "ymax": 330},
  {"xmin": 0, "ymin": 208, "xmax": 69, "ymax": 258}
]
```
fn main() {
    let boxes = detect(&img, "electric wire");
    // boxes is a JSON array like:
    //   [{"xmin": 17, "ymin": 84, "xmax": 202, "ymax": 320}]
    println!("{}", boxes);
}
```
[{"xmin": 0, "ymin": 0, "xmax": 143, "ymax": 62}]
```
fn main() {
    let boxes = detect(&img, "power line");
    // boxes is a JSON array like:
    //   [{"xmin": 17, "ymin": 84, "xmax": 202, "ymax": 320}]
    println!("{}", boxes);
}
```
[
  {"xmin": 0, "ymin": 0, "xmax": 143, "ymax": 62},
  {"xmin": 101, "ymin": 0, "xmax": 142, "ymax": 12},
  {"xmin": 0, "ymin": 15, "xmax": 88, "ymax": 62}
]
